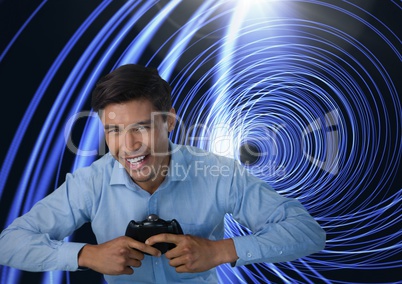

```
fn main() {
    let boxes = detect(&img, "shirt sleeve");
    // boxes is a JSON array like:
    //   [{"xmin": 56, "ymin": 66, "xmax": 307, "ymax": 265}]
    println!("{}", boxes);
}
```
[
  {"xmin": 0, "ymin": 172, "xmax": 92, "ymax": 271},
  {"xmin": 227, "ymin": 161, "xmax": 326, "ymax": 266}
]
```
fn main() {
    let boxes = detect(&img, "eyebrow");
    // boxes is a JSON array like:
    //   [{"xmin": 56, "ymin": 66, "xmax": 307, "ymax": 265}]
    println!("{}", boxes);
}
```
[{"xmin": 104, "ymin": 119, "xmax": 153, "ymax": 130}]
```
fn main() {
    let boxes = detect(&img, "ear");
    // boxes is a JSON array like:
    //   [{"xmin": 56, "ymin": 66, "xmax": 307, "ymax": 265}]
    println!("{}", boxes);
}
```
[{"xmin": 167, "ymin": 108, "xmax": 176, "ymax": 132}]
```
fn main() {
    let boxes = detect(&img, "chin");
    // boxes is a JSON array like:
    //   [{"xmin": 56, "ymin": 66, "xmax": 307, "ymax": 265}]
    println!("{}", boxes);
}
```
[{"xmin": 130, "ymin": 170, "xmax": 154, "ymax": 182}]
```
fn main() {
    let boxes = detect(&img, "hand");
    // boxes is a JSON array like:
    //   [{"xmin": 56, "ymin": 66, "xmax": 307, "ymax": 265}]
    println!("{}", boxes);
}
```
[
  {"xmin": 145, "ymin": 234, "xmax": 238, "ymax": 273},
  {"xmin": 78, "ymin": 236, "xmax": 161, "ymax": 275}
]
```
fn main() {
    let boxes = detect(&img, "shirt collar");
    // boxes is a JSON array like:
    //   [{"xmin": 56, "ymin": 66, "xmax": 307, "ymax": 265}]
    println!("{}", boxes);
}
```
[
  {"xmin": 109, "ymin": 140, "xmax": 190, "ymax": 187},
  {"xmin": 110, "ymin": 159, "xmax": 134, "ymax": 187}
]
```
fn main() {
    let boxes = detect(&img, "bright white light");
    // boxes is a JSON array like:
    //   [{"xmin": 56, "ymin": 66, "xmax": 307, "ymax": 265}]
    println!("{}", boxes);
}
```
[
  {"xmin": 232, "ymin": 0, "xmax": 284, "ymax": 20},
  {"xmin": 209, "ymin": 124, "xmax": 235, "ymax": 158}
]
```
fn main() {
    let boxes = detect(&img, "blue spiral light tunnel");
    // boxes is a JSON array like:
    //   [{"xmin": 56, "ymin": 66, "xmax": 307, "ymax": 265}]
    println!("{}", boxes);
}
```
[{"xmin": 0, "ymin": 1, "xmax": 400, "ymax": 283}]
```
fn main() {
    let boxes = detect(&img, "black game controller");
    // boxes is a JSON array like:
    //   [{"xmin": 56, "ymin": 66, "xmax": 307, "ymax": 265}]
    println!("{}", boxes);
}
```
[{"xmin": 125, "ymin": 214, "xmax": 183, "ymax": 254}]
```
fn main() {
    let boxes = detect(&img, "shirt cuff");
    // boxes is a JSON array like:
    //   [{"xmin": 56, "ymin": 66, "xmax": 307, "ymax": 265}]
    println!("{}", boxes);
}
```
[
  {"xmin": 231, "ymin": 235, "xmax": 262, "ymax": 267},
  {"xmin": 57, "ymin": 242, "xmax": 87, "ymax": 271}
]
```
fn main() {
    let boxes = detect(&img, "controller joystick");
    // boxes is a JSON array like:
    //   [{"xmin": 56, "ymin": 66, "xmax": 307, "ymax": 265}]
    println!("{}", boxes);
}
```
[{"xmin": 125, "ymin": 214, "xmax": 183, "ymax": 254}]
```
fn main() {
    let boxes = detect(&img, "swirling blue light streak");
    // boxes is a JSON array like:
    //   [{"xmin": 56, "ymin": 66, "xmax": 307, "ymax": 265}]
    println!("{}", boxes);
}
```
[
  {"xmin": 158, "ymin": 0, "xmax": 217, "ymax": 81},
  {"xmin": 117, "ymin": 0, "xmax": 181, "ymax": 66},
  {"xmin": 0, "ymin": 0, "xmax": 45, "ymax": 201},
  {"xmin": 164, "ymin": 1, "xmax": 401, "ymax": 282},
  {"xmin": 1, "ymin": 0, "xmax": 112, "ymax": 221},
  {"xmin": 0, "ymin": 2, "xmax": 118, "ymax": 283},
  {"xmin": 1, "ymin": 1, "xmax": 401, "ymax": 283},
  {"xmin": 0, "ymin": 1, "xmax": 48, "ymax": 63}
]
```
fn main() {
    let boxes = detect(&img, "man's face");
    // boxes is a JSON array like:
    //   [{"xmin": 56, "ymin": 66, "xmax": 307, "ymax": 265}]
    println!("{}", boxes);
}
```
[{"xmin": 101, "ymin": 99, "xmax": 176, "ymax": 193}]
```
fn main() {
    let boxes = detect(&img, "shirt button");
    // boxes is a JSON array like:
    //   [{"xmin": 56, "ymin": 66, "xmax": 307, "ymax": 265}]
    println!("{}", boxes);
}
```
[
  {"xmin": 279, "ymin": 251, "xmax": 283, "ymax": 255},
  {"xmin": 247, "ymin": 252, "xmax": 252, "ymax": 258}
]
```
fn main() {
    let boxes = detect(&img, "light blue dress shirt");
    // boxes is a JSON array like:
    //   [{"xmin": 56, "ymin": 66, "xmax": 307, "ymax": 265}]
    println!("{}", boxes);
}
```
[{"xmin": 0, "ymin": 142, "xmax": 325, "ymax": 283}]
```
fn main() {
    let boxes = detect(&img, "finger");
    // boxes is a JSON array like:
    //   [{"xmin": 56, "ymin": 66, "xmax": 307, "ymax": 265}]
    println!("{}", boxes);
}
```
[
  {"xmin": 168, "ymin": 256, "xmax": 196, "ymax": 273},
  {"xmin": 164, "ymin": 245, "xmax": 182, "ymax": 259},
  {"xmin": 119, "ymin": 266, "xmax": 134, "ymax": 275},
  {"xmin": 167, "ymin": 254, "xmax": 186, "ymax": 267},
  {"xmin": 145, "ymin": 233, "xmax": 181, "ymax": 246},
  {"xmin": 175, "ymin": 265, "xmax": 190, "ymax": 273},
  {"xmin": 126, "ymin": 258, "xmax": 142, "ymax": 268},
  {"xmin": 127, "ymin": 248, "xmax": 145, "ymax": 261},
  {"xmin": 127, "ymin": 239, "xmax": 161, "ymax": 257}
]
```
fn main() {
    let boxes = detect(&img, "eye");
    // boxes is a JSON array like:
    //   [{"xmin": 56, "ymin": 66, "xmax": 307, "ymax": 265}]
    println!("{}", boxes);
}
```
[
  {"xmin": 136, "ymin": 125, "xmax": 149, "ymax": 131},
  {"xmin": 107, "ymin": 128, "xmax": 120, "ymax": 134}
]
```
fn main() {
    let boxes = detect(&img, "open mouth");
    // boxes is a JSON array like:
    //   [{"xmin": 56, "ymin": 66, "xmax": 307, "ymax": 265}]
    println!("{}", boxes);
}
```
[{"xmin": 126, "ymin": 154, "xmax": 149, "ymax": 170}]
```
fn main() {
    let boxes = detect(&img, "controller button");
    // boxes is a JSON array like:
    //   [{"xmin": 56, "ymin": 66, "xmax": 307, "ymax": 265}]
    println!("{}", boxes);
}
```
[{"xmin": 147, "ymin": 214, "xmax": 159, "ymax": 221}]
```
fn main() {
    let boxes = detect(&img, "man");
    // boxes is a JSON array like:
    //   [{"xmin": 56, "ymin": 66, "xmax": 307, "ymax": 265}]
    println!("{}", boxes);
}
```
[{"xmin": 0, "ymin": 64, "xmax": 326, "ymax": 283}]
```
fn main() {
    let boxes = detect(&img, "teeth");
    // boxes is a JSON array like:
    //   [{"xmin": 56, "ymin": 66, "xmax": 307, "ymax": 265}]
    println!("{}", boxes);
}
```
[{"xmin": 127, "ymin": 156, "xmax": 145, "ymax": 164}]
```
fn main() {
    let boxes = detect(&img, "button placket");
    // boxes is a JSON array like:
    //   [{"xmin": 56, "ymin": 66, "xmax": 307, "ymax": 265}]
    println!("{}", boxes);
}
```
[{"xmin": 148, "ymin": 192, "xmax": 158, "ymax": 216}]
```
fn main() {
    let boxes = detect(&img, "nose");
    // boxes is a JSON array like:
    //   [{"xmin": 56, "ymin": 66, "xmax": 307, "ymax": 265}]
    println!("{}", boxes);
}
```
[{"xmin": 123, "ymin": 129, "xmax": 143, "ymax": 154}]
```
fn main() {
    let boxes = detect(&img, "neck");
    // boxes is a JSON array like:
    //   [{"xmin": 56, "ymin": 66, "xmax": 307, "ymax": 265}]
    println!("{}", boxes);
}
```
[{"xmin": 135, "ymin": 155, "xmax": 170, "ymax": 195}]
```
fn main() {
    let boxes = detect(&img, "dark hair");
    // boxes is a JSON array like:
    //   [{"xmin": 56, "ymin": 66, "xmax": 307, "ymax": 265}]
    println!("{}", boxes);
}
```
[{"xmin": 91, "ymin": 64, "xmax": 172, "ymax": 114}]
